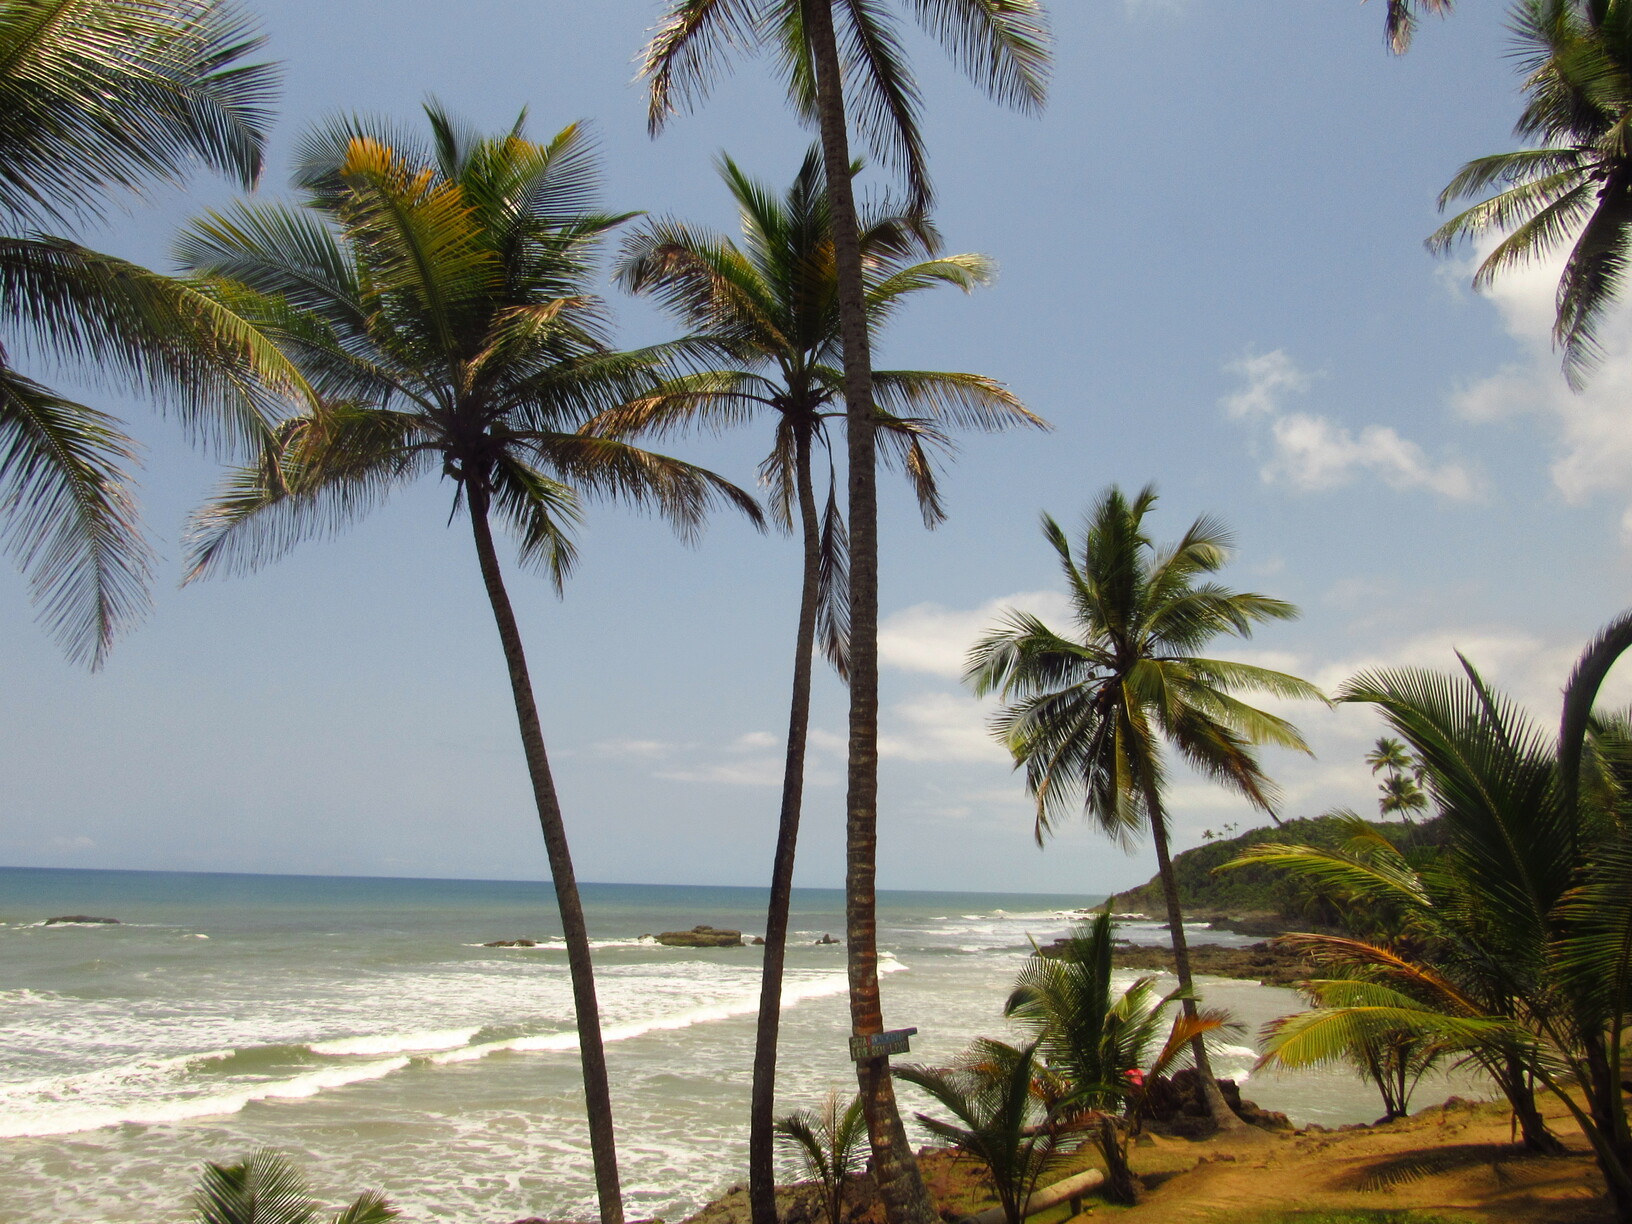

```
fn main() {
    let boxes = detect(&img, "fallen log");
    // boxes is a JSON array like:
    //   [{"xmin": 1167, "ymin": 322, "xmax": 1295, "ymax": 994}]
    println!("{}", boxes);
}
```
[{"xmin": 956, "ymin": 1167, "xmax": 1106, "ymax": 1224}]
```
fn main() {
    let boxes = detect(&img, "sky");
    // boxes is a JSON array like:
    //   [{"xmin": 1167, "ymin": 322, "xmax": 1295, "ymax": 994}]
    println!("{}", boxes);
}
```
[{"xmin": 4, "ymin": 0, "xmax": 1632, "ymax": 896}]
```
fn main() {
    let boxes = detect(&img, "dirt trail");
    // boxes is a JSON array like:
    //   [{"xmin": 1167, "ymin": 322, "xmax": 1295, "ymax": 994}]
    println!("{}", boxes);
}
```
[
  {"xmin": 1104, "ymin": 1097, "xmax": 1608, "ymax": 1224},
  {"xmin": 683, "ymin": 1097, "xmax": 1610, "ymax": 1224}
]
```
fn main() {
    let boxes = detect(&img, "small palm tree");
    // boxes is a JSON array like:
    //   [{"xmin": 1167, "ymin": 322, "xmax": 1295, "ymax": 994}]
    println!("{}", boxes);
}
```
[
  {"xmin": 0, "ymin": 0, "xmax": 299, "ymax": 665},
  {"xmin": 602, "ymin": 147, "xmax": 1042, "ymax": 1208},
  {"xmin": 894, "ymin": 1038, "xmax": 1076, "ymax": 1224},
  {"xmin": 190, "ymin": 1149, "xmax": 396, "ymax": 1224},
  {"xmin": 775, "ymin": 1090, "xmax": 868, "ymax": 1224},
  {"xmin": 1430, "ymin": 0, "xmax": 1632, "ymax": 386},
  {"xmin": 1004, "ymin": 910, "xmax": 1177, "ymax": 1203},
  {"xmin": 174, "ymin": 106, "xmax": 761, "ymax": 1224},
  {"xmin": 642, "ymin": 12, "xmax": 1049, "ymax": 1221},
  {"xmin": 965, "ymin": 484, "xmax": 1323, "ymax": 1130}
]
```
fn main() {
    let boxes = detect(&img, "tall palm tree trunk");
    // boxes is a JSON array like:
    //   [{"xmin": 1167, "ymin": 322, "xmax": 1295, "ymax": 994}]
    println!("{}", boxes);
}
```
[
  {"xmin": 803, "ymin": 3, "xmax": 935, "ymax": 1221},
  {"xmin": 468, "ymin": 490, "xmax": 625, "ymax": 1224},
  {"xmin": 749, "ymin": 427, "xmax": 823, "ymax": 1224},
  {"xmin": 1142, "ymin": 780, "xmax": 1243, "ymax": 1131}
]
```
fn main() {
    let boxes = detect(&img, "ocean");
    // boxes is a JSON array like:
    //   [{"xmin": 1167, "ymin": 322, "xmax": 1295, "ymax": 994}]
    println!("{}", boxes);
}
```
[{"xmin": 0, "ymin": 866, "xmax": 1471, "ymax": 1223}]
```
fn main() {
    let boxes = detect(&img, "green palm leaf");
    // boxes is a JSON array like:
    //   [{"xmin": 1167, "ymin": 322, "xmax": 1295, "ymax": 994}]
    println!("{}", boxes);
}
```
[{"xmin": 0, "ymin": 365, "xmax": 149, "ymax": 665}]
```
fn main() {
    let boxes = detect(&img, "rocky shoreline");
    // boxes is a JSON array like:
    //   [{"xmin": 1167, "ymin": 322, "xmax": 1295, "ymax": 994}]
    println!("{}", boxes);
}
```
[{"xmin": 1108, "ymin": 939, "xmax": 1313, "ymax": 988}]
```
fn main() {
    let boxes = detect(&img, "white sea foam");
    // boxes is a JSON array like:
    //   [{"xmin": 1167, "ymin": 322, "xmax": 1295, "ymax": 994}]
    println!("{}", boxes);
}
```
[
  {"xmin": 0, "ymin": 1053, "xmax": 410, "ymax": 1138},
  {"xmin": 431, "ymin": 962, "xmax": 905, "ymax": 1066},
  {"xmin": 310, "ymin": 1028, "xmax": 480, "ymax": 1057}
]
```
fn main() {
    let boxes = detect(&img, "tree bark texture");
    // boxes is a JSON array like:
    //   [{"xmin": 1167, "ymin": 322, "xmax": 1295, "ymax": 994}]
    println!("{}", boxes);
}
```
[
  {"xmin": 802, "ymin": 3, "xmax": 936, "ymax": 1221},
  {"xmin": 748, "ymin": 427, "xmax": 823, "ymax": 1224},
  {"xmin": 468, "ymin": 495, "xmax": 625, "ymax": 1224},
  {"xmin": 1142, "ymin": 781, "xmax": 1244, "ymax": 1131}
]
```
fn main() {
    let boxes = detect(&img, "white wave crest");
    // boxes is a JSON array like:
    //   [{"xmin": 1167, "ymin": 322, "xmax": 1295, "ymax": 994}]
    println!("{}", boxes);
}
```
[
  {"xmin": 431, "ymin": 964, "xmax": 904, "ymax": 1067},
  {"xmin": 310, "ymin": 1027, "xmax": 480, "ymax": 1057},
  {"xmin": 0, "ymin": 1052, "xmax": 409, "ymax": 1139}
]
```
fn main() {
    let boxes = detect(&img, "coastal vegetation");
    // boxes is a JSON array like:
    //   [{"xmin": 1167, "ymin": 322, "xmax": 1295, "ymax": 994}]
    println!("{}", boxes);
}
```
[
  {"xmin": 1226, "ymin": 618, "xmax": 1632, "ymax": 1220},
  {"xmin": 964, "ymin": 484, "xmax": 1323, "ymax": 1129},
  {"xmin": 9, "ymin": 1, "xmax": 1632, "ymax": 1223},
  {"xmin": 188, "ymin": 1149, "xmax": 396, "ymax": 1224},
  {"xmin": 602, "ymin": 146, "xmax": 1042, "ymax": 1221},
  {"xmin": 774, "ymin": 1091, "xmax": 867, "ymax": 1224},
  {"xmin": 173, "ymin": 105, "xmax": 762, "ymax": 1223},
  {"xmin": 641, "ymin": 5, "xmax": 1050, "ymax": 1222},
  {"xmin": 1108, "ymin": 812, "xmax": 1446, "ymax": 924}
]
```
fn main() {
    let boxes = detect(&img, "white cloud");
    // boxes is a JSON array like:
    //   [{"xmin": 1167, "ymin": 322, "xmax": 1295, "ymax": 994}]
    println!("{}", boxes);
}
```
[
  {"xmin": 1222, "ymin": 349, "xmax": 1309, "ymax": 419},
  {"xmin": 1450, "ymin": 244, "xmax": 1632, "ymax": 533},
  {"xmin": 878, "ymin": 590, "xmax": 1072, "ymax": 678},
  {"xmin": 1222, "ymin": 349, "xmax": 1482, "ymax": 500},
  {"xmin": 657, "ymin": 759, "xmax": 788, "ymax": 788},
  {"xmin": 590, "ymin": 738, "xmax": 677, "ymax": 760},
  {"xmin": 45, "ymin": 835, "xmax": 95, "ymax": 852},
  {"xmin": 879, "ymin": 692, "xmax": 1006, "ymax": 764}
]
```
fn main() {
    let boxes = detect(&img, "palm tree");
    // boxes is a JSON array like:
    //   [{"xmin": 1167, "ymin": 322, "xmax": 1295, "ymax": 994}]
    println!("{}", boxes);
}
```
[
  {"xmin": 641, "ymin": 11, "xmax": 1049, "ymax": 1219},
  {"xmin": 190, "ymin": 1149, "xmax": 396, "ymax": 1224},
  {"xmin": 600, "ymin": 147, "xmax": 1043, "ymax": 1218},
  {"xmin": 894, "ymin": 1038, "xmax": 1076, "ymax": 1224},
  {"xmin": 0, "ymin": 0, "xmax": 300, "ymax": 665},
  {"xmin": 1004, "ymin": 910, "xmax": 1181, "ymax": 1202},
  {"xmin": 1233, "ymin": 627, "xmax": 1632, "ymax": 1218},
  {"xmin": 1429, "ymin": 0, "xmax": 1632, "ymax": 387},
  {"xmin": 775, "ymin": 1090, "xmax": 868, "ymax": 1224},
  {"xmin": 173, "ymin": 106, "xmax": 762, "ymax": 1224},
  {"xmin": 964, "ymin": 484, "xmax": 1323, "ymax": 1130},
  {"xmin": 1365, "ymin": 736, "xmax": 1412, "ymax": 777}
]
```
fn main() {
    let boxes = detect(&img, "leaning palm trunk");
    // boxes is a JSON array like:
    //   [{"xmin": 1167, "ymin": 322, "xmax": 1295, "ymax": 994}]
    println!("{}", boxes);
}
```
[
  {"xmin": 1144, "ymin": 785, "xmax": 1242, "ymax": 1130},
  {"xmin": 804, "ymin": 2, "xmax": 935, "ymax": 1220},
  {"xmin": 749, "ymin": 430, "xmax": 824, "ymax": 1224},
  {"xmin": 468, "ymin": 493, "xmax": 624, "ymax": 1224}
]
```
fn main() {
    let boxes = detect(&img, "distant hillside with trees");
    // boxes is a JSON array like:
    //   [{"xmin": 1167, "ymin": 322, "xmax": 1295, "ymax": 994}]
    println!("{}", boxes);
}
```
[{"xmin": 1108, "ymin": 813, "xmax": 1445, "ymax": 924}]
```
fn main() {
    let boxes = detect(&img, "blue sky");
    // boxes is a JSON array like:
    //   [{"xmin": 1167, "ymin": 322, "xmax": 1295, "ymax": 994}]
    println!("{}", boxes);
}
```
[{"xmin": 3, "ymin": 0, "xmax": 1630, "ymax": 895}]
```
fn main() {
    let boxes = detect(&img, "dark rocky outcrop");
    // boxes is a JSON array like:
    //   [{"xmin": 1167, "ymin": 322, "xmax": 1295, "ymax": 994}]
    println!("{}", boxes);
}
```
[
  {"xmin": 814, "ymin": 933, "xmax": 839, "ymax": 945},
  {"xmin": 44, "ymin": 915, "xmax": 119, "ymax": 925},
  {"xmin": 656, "ymin": 925, "xmax": 743, "ymax": 948},
  {"xmin": 483, "ymin": 939, "xmax": 539, "ymax": 947},
  {"xmin": 750, "ymin": 936, "xmax": 765, "ymax": 945},
  {"xmin": 1036, "ymin": 936, "xmax": 1312, "ymax": 987},
  {"xmin": 1143, "ymin": 1069, "xmax": 1294, "ymax": 1137}
]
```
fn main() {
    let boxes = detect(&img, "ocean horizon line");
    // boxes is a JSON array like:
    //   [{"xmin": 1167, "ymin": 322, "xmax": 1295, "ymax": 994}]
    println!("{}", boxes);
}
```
[{"xmin": 0, "ymin": 862, "xmax": 1110, "ymax": 902}]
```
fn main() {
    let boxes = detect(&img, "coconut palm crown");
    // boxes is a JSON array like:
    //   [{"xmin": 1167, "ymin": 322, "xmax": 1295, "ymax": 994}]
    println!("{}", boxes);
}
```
[
  {"xmin": 642, "ymin": 0, "xmax": 1049, "ymax": 212},
  {"xmin": 173, "ymin": 105, "xmax": 762, "ymax": 1224},
  {"xmin": 965, "ymin": 483, "xmax": 1322, "ymax": 1126},
  {"xmin": 1430, "ymin": 0, "xmax": 1632, "ymax": 386},
  {"xmin": 604, "ymin": 147, "xmax": 1043, "ymax": 668}
]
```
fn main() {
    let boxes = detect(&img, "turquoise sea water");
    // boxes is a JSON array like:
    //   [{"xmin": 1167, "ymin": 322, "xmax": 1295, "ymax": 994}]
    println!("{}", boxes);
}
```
[{"xmin": 0, "ymin": 866, "xmax": 1460, "ymax": 1223}]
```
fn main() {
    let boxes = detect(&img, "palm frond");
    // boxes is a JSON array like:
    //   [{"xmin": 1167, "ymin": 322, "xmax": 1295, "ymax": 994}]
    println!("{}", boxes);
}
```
[
  {"xmin": 0, "ymin": 0, "xmax": 275, "ymax": 227},
  {"xmin": 909, "ymin": 0, "xmax": 1050, "ymax": 111},
  {"xmin": 191, "ymin": 1149, "xmax": 318, "ymax": 1224},
  {"xmin": 0, "ymin": 364, "xmax": 150, "ymax": 667}
]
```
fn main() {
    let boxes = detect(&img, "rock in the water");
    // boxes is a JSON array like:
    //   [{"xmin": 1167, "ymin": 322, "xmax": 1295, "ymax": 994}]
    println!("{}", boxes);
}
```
[
  {"xmin": 750, "ymin": 936, "xmax": 766, "ymax": 945},
  {"xmin": 483, "ymin": 939, "xmax": 539, "ymax": 947},
  {"xmin": 656, "ymin": 925, "xmax": 743, "ymax": 948},
  {"xmin": 814, "ymin": 933, "xmax": 839, "ymax": 945},
  {"xmin": 44, "ymin": 915, "xmax": 119, "ymax": 925}
]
